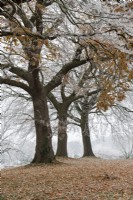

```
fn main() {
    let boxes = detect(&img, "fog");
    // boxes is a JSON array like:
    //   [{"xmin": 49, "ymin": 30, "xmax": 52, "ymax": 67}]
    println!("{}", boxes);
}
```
[
  {"xmin": 1, "ymin": 90, "xmax": 133, "ymax": 168},
  {"xmin": 1, "ymin": 130, "xmax": 130, "ymax": 168}
]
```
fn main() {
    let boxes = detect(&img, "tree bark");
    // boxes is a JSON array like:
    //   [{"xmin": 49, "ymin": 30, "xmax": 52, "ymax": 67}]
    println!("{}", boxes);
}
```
[
  {"xmin": 56, "ymin": 109, "xmax": 68, "ymax": 157},
  {"xmin": 31, "ymin": 88, "xmax": 55, "ymax": 163},
  {"xmin": 81, "ymin": 125, "xmax": 95, "ymax": 157},
  {"xmin": 81, "ymin": 101, "xmax": 95, "ymax": 157}
]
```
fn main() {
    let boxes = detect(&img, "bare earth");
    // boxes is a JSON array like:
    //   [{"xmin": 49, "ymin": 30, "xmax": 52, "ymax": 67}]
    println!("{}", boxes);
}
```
[{"xmin": 1, "ymin": 158, "xmax": 133, "ymax": 200}]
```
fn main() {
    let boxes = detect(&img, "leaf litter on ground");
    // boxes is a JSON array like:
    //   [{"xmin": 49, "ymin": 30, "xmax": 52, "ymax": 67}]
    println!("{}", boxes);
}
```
[{"xmin": 1, "ymin": 158, "xmax": 133, "ymax": 200}]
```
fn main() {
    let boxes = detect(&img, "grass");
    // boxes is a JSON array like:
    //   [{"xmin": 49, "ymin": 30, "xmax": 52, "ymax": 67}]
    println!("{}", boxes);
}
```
[
  {"xmin": 1, "ymin": 158, "xmax": 133, "ymax": 200},
  {"xmin": 0, "ymin": 195, "xmax": 6, "ymax": 200}
]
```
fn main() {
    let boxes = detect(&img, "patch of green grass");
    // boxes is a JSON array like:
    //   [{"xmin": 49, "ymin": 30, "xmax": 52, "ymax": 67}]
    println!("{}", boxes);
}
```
[{"xmin": 0, "ymin": 194, "xmax": 6, "ymax": 200}]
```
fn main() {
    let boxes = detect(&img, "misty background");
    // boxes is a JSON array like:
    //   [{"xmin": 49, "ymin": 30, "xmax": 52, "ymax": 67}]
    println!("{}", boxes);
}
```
[{"xmin": 1, "ymin": 90, "xmax": 133, "ymax": 168}]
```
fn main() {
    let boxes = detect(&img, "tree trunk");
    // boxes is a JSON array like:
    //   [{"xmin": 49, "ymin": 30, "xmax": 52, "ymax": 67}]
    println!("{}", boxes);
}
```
[
  {"xmin": 82, "ymin": 129, "xmax": 95, "ymax": 157},
  {"xmin": 81, "ymin": 109, "xmax": 95, "ymax": 157},
  {"xmin": 31, "ymin": 89, "xmax": 55, "ymax": 163},
  {"xmin": 56, "ymin": 110, "xmax": 68, "ymax": 157}
]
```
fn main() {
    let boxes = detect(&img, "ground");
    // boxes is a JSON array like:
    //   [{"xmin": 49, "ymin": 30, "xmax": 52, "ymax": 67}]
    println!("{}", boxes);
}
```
[{"xmin": 1, "ymin": 158, "xmax": 133, "ymax": 200}]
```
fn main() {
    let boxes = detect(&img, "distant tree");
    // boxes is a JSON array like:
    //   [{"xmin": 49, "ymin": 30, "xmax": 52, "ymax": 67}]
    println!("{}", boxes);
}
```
[
  {"xmin": 87, "ymin": 89, "xmax": 133, "ymax": 159},
  {"xmin": 111, "ymin": 92, "xmax": 133, "ymax": 159},
  {"xmin": 70, "ymin": 94, "xmax": 98, "ymax": 157},
  {"xmin": 0, "ymin": 86, "xmax": 35, "ymax": 164},
  {"xmin": 48, "ymin": 65, "xmax": 99, "ymax": 157}
]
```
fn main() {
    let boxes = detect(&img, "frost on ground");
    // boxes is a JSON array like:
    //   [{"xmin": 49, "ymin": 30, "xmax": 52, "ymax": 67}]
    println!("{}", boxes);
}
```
[{"xmin": 1, "ymin": 158, "xmax": 133, "ymax": 200}]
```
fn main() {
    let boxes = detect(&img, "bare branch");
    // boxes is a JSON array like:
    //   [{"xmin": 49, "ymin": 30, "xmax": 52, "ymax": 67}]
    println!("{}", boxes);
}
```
[
  {"xmin": 45, "ymin": 59, "xmax": 89, "ymax": 94},
  {"xmin": 0, "ymin": 63, "xmax": 32, "ymax": 83},
  {"xmin": 0, "ymin": 77, "xmax": 32, "ymax": 94}
]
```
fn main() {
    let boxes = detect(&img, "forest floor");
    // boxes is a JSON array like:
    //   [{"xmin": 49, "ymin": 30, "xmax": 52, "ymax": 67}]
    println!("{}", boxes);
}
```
[{"xmin": 1, "ymin": 157, "xmax": 133, "ymax": 200}]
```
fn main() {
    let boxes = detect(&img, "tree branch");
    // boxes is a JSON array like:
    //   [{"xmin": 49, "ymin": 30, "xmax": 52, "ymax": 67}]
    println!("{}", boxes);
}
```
[
  {"xmin": 67, "ymin": 113, "xmax": 81, "ymax": 124},
  {"xmin": 64, "ymin": 88, "xmax": 100, "ymax": 105},
  {"xmin": 0, "ymin": 30, "xmax": 57, "ymax": 41},
  {"xmin": 16, "ymin": 6, "xmax": 33, "ymax": 29},
  {"xmin": 45, "ymin": 59, "xmax": 89, "ymax": 94},
  {"xmin": 0, "ymin": 63, "xmax": 32, "ymax": 83},
  {"xmin": 0, "ymin": 77, "xmax": 32, "ymax": 95},
  {"xmin": 48, "ymin": 92, "xmax": 60, "ymax": 111}
]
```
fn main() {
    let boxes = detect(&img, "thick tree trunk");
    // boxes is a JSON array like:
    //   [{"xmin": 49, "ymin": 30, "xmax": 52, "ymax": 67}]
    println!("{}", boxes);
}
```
[
  {"xmin": 81, "ymin": 129, "xmax": 95, "ymax": 157},
  {"xmin": 56, "ymin": 110, "xmax": 68, "ymax": 157},
  {"xmin": 81, "ymin": 109, "xmax": 95, "ymax": 157},
  {"xmin": 31, "ymin": 89, "xmax": 55, "ymax": 163}
]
